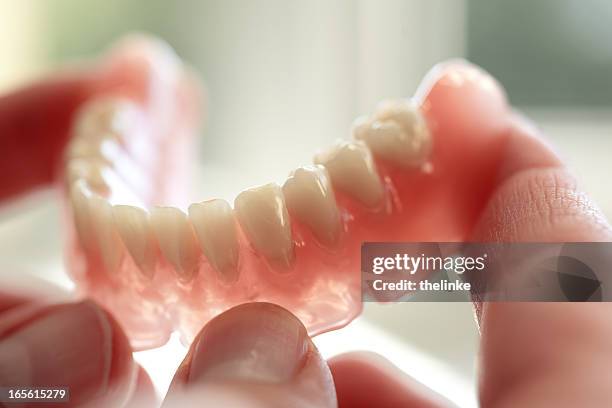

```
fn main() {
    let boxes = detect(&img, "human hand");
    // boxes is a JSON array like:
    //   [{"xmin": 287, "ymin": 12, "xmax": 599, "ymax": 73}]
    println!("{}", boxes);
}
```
[
  {"xmin": 160, "ymin": 105, "xmax": 612, "ymax": 407},
  {"xmin": 1, "ymin": 34, "xmax": 611, "ymax": 407}
]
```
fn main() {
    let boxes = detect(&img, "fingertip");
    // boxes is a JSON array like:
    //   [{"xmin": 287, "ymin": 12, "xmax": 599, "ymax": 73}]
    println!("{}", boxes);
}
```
[
  {"xmin": 329, "ymin": 352, "xmax": 449, "ymax": 408},
  {"xmin": 165, "ymin": 303, "xmax": 336, "ymax": 408},
  {"xmin": 419, "ymin": 61, "xmax": 509, "ymax": 152},
  {"xmin": 0, "ymin": 300, "xmax": 136, "ymax": 407},
  {"xmin": 188, "ymin": 302, "xmax": 310, "ymax": 385}
]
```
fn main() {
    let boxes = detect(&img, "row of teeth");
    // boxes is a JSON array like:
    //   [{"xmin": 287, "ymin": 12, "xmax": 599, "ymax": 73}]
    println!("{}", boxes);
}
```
[{"xmin": 65, "ymin": 96, "xmax": 431, "ymax": 283}]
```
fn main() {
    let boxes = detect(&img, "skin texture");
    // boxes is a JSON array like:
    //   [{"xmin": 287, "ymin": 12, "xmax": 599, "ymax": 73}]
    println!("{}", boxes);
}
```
[{"xmin": 1, "ymin": 36, "xmax": 611, "ymax": 406}]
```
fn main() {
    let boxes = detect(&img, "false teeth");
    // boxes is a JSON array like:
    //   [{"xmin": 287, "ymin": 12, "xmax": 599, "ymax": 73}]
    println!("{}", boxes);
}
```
[
  {"xmin": 73, "ymin": 97, "xmax": 141, "ymax": 139},
  {"xmin": 150, "ymin": 206, "xmax": 201, "ymax": 282},
  {"xmin": 353, "ymin": 99, "xmax": 431, "ymax": 168},
  {"xmin": 314, "ymin": 140, "xmax": 384, "ymax": 208},
  {"xmin": 234, "ymin": 183, "xmax": 294, "ymax": 269},
  {"xmin": 283, "ymin": 165, "xmax": 341, "ymax": 247},
  {"xmin": 89, "ymin": 195, "xmax": 124, "ymax": 275},
  {"xmin": 189, "ymin": 199, "xmax": 240, "ymax": 282},
  {"xmin": 69, "ymin": 180, "xmax": 95, "ymax": 254},
  {"xmin": 66, "ymin": 158, "xmax": 109, "ymax": 194},
  {"xmin": 113, "ymin": 205, "xmax": 158, "ymax": 279}
]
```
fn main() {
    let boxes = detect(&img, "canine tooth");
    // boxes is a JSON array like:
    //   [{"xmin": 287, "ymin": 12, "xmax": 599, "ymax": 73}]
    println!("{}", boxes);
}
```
[
  {"xmin": 66, "ymin": 158, "xmax": 109, "ymax": 194},
  {"xmin": 150, "ymin": 206, "xmax": 200, "ymax": 282},
  {"xmin": 69, "ymin": 180, "xmax": 95, "ymax": 253},
  {"xmin": 314, "ymin": 140, "xmax": 383, "ymax": 208},
  {"xmin": 89, "ymin": 195, "xmax": 124, "ymax": 275},
  {"xmin": 188, "ymin": 199, "xmax": 239, "ymax": 282},
  {"xmin": 113, "ymin": 205, "xmax": 157, "ymax": 279},
  {"xmin": 234, "ymin": 183, "xmax": 294, "ymax": 269},
  {"xmin": 282, "ymin": 165, "xmax": 341, "ymax": 247},
  {"xmin": 354, "ymin": 99, "xmax": 431, "ymax": 167}
]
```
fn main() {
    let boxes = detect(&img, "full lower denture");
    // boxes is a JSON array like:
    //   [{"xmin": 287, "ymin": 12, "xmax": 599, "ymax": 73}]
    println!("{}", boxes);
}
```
[{"xmin": 61, "ymin": 59, "xmax": 511, "ymax": 350}]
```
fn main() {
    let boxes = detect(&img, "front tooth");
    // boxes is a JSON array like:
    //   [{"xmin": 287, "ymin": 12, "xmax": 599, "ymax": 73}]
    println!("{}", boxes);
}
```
[
  {"xmin": 113, "ymin": 205, "xmax": 157, "ymax": 279},
  {"xmin": 150, "ymin": 206, "xmax": 200, "ymax": 282},
  {"xmin": 282, "ymin": 165, "xmax": 341, "ymax": 247},
  {"xmin": 89, "ymin": 196, "xmax": 124, "ymax": 275},
  {"xmin": 234, "ymin": 183, "xmax": 294, "ymax": 269},
  {"xmin": 188, "ymin": 199, "xmax": 240, "ymax": 282},
  {"xmin": 354, "ymin": 99, "xmax": 431, "ymax": 167},
  {"xmin": 314, "ymin": 140, "xmax": 383, "ymax": 208}
]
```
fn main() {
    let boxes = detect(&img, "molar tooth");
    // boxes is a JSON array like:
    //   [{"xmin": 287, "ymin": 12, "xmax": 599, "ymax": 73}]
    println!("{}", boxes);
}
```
[
  {"xmin": 354, "ymin": 99, "xmax": 431, "ymax": 167},
  {"xmin": 282, "ymin": 165, "xmax": 341, "ymax": 247},
  {"xmin": 66, "ymin": 158, "xmax": 109, "ymax": 194},
  {"xmin": 150, "ymin": 206, "xmax": 200, "ymax": 283},
  {"xmin": 65, "ymin": 137, "xmax": 108, "ymax": 162},
  {"xmin": 113, "ymin": 205, "xmax": 157, "ymax": 279},
  {"xmin": 188, "ymin": 199, "xmax": 239, "ymax": 282},
  {"xmin": 73, "ymin": 97, "xmax": 141, "ymax": 139},
  {"xmin": 234, "ymin": 183, "xmax": 294, "ymax": 270},
  {"xmin": 89, "ymin": 195, "xmax": 124, "ymax": 275},
  {"xmin": 314, "ymin": 140, "xmax": 383, "ymax": 208}
]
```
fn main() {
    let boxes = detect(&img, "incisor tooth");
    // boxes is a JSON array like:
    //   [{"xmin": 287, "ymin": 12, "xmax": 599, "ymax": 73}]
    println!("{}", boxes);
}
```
[
  {"xmin": 353, "ymin": 99, "xmax": 431, "ymax": 167},
  {"xmin": 234, "ymin": 183, "xmax": 294, "ymax": 269},
  {"xmin": 66, "ymin": 158, "xmax": 109, "ymax": 194},
  {"xmin": 314, "ymin": 140, "xmax": 383, "ymax": 208},
  {"xmin": 150, "ymin": 206, "xmax": 200, "ymax": 282},
  {"xmin": 113, "ymin": 205, "xmax": 157, "ymax": 279},
  {"xmin": 188, "ymin": 199, "xmax": 239, "ymax": 282},
  {"xmin": 282, "ymin": 165, "xmax": 341, "ymax": 247},
  {"xmin": 89, "ymin": 195, "xmax": 124, "ymax": 275}
]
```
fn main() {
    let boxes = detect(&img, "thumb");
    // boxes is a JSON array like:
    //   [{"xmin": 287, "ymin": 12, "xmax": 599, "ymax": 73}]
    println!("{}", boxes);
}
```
[{"xmin": 162, "ymin": 303, "xmax": 336, "ymax": 408}]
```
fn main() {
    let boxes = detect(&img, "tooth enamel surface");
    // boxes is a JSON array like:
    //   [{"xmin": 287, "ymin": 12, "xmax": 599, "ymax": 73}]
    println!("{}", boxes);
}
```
[
  {"xmin": 73, "ymin": 97, "xmax": 140, "ymax": 138},
  {"xmin": 314, "ymin": 140, "xmax": 383, "ymax": 208},
  {"xmin": 66, "ymin": 158, "xmax": 109, "ymax": 194},
  {"xmin": 282, "ymin": 165, "xmax": 341, "ymax": 247},
  {"xmin": 70, "ymin": 180, "xmax": 95, "ymax": 254},
  {"xmin": 188, "ymin": 199, "xmax": 239, "ymax": 282},
  {"xmin": 150, "ymin": 206, "xmax": 200, "ymax": 282},
  {"xmin": 66, "ymin": 137, "xmax": 109, "ymax": 162},
  {"xmin": 354, "ymin": 99, "xmax": 431, "ymax": 167},
  {"xmin": 89, "ymin": 195, "xmax": 124, "ymax": 274},
  {"xmin": 234, "ymin": 183, "xmax": 294, "ymax": 269},
  {"xmin": 113, "ymin": 205, "xmax": 157, "ymax": 279}
]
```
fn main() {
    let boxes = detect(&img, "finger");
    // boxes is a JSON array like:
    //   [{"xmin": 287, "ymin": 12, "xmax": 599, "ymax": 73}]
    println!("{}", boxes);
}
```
[
  {"xmin": 381, "ymin": 60, "xmax": 511, "ymax": 242},
  {"xmin": 329, "ymin": 351, "xmax": 450, "ymax": 408},
  {"xmin": 469, "ymin": 115, "xmax": 612, "ymax": 406},
  {"xmin": 163, "ymin": 303, "xmax": 336, "ymax": 408},
  {"xmin": 0, "ymin": 34, "xmax": 186, "ymax": 202},
  {"xmin": 0, "ymin": 276, "xmax": 71, "ymax": 314},
  {"xmin": 0, "ymin": 300, "xmax": 136, "ymax": 408},
  {"xmin": 124, "ymin": 366, "xmax": 159, "ymax": 408}
]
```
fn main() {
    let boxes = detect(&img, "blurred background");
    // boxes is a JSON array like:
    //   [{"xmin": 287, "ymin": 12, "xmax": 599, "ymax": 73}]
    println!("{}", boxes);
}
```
[{"xmin": 0, "ymin": 1, "xmax": 610, "ymax": 406}]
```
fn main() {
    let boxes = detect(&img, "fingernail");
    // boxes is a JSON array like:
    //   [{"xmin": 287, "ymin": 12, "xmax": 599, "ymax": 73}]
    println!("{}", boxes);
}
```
[
  {"xmin": 188, "ymin": 303, "xmax": 309, "ymax": 384},
  {"xmin": 0, "ymin": 301, "xmax": 127, "ymax": 406}
]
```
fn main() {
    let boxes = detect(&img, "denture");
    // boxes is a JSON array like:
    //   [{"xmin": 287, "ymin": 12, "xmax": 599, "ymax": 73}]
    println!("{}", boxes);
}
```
[{"xmin": 61, "ymin": 55, "xmax": 511, "ymax": 349}]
